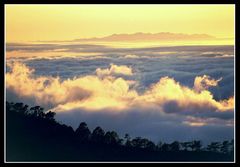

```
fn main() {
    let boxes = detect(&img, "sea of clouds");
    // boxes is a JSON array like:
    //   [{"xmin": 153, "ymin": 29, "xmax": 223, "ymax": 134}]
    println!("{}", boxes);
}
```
[{"xmin": 6, "ymin": 43, "xmax": 234, "ymax": 144}]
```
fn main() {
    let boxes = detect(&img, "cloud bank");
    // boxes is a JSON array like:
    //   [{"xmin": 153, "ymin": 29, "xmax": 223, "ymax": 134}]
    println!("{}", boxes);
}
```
[
  {"xmin": 6, "ymin": 62, "xmax": 233, "ymax": 118},
  {"xmin": 6, "ymin": 44, "xmax": 234, "ymax": 143}
]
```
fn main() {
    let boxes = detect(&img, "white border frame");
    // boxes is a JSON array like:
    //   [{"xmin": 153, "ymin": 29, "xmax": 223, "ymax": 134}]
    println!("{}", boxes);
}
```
[{"xmin": 4, "ymin": 4, "xmax": 236, "ymax": 163}]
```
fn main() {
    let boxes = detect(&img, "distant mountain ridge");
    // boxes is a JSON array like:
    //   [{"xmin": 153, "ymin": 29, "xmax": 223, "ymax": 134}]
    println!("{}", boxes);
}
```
[{"xmin": 73, "ymin": 32, "xmax": 216, "ymax": 42}]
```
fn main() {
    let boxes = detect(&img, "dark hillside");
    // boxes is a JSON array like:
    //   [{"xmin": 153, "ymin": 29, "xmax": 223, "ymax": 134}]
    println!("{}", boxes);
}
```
[{"xmin": 6, "ymin": 102, "xmax": 234, "ymax": 162}]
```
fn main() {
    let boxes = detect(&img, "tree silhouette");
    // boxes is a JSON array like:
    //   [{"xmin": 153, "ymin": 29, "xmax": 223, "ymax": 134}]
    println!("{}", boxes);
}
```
[
  {"xmin": 131, "ymin": 137, "xmax": 142, "ymax": 148},
  {"xmin": 207, "ymin": 142, "xmax": 221, "ymax": 152},
  {"xmin": 191, "ymin": 140, "xmax": 202, "ymax": 151},
  {"xmin": 193, "ymin": 140, "xmax": 202, "ymax": 151},
  {"xmin": 59, "ymin": 124, "xmax": 75, "ymax": 138},
  {"xmin": 91, "ymin": 126, "xmax": 105, "ymax": 143},
  {"xmin": 131, "ymin": 137, "xmax": 155, "ymax": 150},
  {"xmin": 169, "ymin": 141, "xmax": 180, "ymax": 152},
  {"xmin": 6, "ymin": 101, "xmax": 234, "ymax": 161},
  {"xmin": 221, "ymin": 141, "xmax": 229, "ymax": 154},
  {"xmin": 45, "ymin": 111, "xmax": 56, "ymax": 121},
  {"xmin": 124, "ymin": 133, "xmax": 132, "ymax": 147},
  {"xmin": 75, "ymin": 122, "xmax": 91, "ymax": 142},
  {"xmin": 161, "ymin": 143, "xmax": 170, "ymax": 152},
  {"xmin": 220, "ymin": 140, "xmax": 233, "ymax": 154},
  {"xmin": 229, "ymin": 139, "xmax": 234, "ymax": 153},
  {"xmin": 104, "ymin": 131, "xmax": 120, "ymax": 145},
  {"xmin": 181, "ymin": 141, "xmax": 191, "ymax": 151},
  {"xmin": 157, "ymin": 141, "xmax": 163, "ymax": 151},
  {"xmin": 145, "ymin": 140, "xmax": 155, "ymax": 150},
  {"xmin": 30, "ymin": 106, "xmax": 44, "ymax": 118},
  {"xmin": 14, "ymin": 103, "xmax": 29, "ymax": 115}
]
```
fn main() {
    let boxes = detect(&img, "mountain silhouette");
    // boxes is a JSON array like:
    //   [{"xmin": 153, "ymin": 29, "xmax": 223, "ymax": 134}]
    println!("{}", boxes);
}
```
[{"xmin": 72, "ymin": 32, "xmax": 216, "ymax": 42}]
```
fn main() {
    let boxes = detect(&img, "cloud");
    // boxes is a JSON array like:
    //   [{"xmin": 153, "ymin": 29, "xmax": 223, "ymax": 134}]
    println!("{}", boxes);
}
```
[
  {"xmin": 194, "ymin": 75, "xmax": 222, "ymax": 93},
  {"xmin": 55, "ymin": 108, "xmax": 233, "ymax": 143},
  {"xmin": 137, "ymin": 76, "xmax": 233, "ymax": 114},
  {"xmin": 6, "ymin": 62, "xmax": 138, "ymax": 111},
  {"xmin": 6, "ymin": 42, "xmax": 234, "ymax": 143},
  {"xmin": 96, "ymin": 63, "xmax": 133, "ymax": 77},
  {"xmin": 214, "ymin": 54, "xmax": 234, "ymax": 58},
  {"xmin": 183, "ymin": 116, "xmax": 234, "ymax": 127},
  {"xmin": 124, "ymin": 54, "xmax": 140, "ymax": 59},
  {"xmin": 6, "ymin": 43, "xmax": 107, "ymax": 52},
  {"xmin": 6, "ymin": 62, "xmax": 92, "ymax": 108},
  {"xmin": 6, "ymin": 62, "xmax": 233, "ymax": 117},
  {"xmin": 7, "ymin": 43, "xmax": 234, "ymax": 56},
  {"xmin": 6, "ymin": 62, "xmax": 234, "ymax": 143}
]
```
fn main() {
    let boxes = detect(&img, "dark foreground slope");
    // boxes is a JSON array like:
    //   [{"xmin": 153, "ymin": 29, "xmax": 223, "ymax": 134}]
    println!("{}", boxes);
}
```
[{"xmin": 6, "ymin": 102, "xmax": 234, "ymax": 162}]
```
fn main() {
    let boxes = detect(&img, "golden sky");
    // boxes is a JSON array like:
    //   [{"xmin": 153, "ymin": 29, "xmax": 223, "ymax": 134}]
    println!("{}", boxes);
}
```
[{"xmin": 6, "ymin": 5, "xmax": 234, "ymax": 43}]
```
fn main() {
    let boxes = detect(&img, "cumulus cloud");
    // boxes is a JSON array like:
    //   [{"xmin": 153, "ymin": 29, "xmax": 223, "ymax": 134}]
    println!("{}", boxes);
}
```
[
  {"xmin": 137, "ymin": 76, "xmax": 233, "ymax": 113},
  {"xmin": 6, "ymin": 62, "xmax": 91, "ymax": 108},
  {"xmin": 6, "ymin": 62, "xmax": 137, "ymax": 111},
  {"xmin": 6, "ymin": 62, "xmax": 233, "ymax": 118},
  {"xmin": 194, "ymin": 75, "xmax": 223, "ymax": 93},
  {"xmin": 96, "ymin": 63, "xmax": 133, "ymax": 77}
]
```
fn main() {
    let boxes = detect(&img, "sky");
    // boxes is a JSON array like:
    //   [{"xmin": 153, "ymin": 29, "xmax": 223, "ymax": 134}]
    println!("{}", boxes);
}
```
[{"xmin": 6, "ymin": 5, "xmax": 234, "ymax": 43}]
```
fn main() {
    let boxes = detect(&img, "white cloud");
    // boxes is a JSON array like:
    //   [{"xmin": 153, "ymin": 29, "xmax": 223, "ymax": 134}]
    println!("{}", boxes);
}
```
[
  {"xmin": 96, "ymin": 63, "xmax": 133, "ymax": 77},
  {"xmin": 124, "ymin": 54, "xmax": 140, "ymax": 59},
  {"xmin": 214, "ymin": 54, "xmax": 234, "ymax": 58},
  {"xmin": 194, "ymin": 75, "xmax": 222, "ymax": 93},
  {"xmin": 6, "ymin": 62, "xmax": 233, "ymax": 117}
]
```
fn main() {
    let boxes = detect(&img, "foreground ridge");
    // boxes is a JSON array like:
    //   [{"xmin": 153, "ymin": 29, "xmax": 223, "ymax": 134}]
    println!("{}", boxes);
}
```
[{"xmin": 6, "ymin": 101, "xmax": 234, "ymax": 162}]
